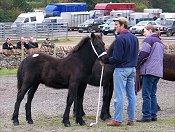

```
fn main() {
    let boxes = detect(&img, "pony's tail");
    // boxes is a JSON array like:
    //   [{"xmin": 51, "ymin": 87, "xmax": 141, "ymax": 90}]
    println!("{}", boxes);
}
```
[{"xmin": 17, "ymin": 60, "xmax": 25, "ymax": 91}]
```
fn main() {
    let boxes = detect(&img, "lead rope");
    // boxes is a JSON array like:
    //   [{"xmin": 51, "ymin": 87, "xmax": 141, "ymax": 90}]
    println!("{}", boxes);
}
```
[{"xmin": 90, "ymin": 65, "xmax": 104, "ymax": 127}]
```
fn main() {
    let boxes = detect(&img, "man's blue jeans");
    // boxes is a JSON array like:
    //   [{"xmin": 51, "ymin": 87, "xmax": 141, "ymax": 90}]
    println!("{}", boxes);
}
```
[
  {"xmin": 141, "ymin": 75, "xmax": 160, "ymax": 119},
  {"xmin": 113, "ymin": 67, "xmax": 136, "ymax": 122}
]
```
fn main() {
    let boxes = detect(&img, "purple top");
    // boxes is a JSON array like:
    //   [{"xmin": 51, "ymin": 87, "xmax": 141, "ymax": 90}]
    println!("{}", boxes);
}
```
[{"xmin": 139, "ymin": 33, "xmax": 164, "ymax": 77}]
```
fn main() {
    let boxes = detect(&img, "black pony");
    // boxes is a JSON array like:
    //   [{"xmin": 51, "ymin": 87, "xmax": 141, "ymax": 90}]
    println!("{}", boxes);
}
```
[
  {"xmin": 78, "ymin": 42, "xmax": 175, "ymax": 121},
  {"xmin": 12, "ymin": 33, "xmax": 109, "ymax": 127},
  {"xmin": 75, "ymin": 41, "xmax": 115, "ymax": 121}
]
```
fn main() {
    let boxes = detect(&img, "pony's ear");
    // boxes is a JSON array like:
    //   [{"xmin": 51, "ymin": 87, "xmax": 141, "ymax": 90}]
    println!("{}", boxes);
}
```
[{"xmin": 91, "ymin": 33, "xmax": 95, "ymax": 39}]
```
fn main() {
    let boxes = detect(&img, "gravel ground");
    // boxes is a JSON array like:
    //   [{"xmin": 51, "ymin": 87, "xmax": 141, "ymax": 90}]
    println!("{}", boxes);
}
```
[
  {"xmin": 0, "ymin": 34, "xmax": 175, "ymax": 131},
  {"xmin": 0, "ymin": 75, "xmax": 175, "ymax": 131}
]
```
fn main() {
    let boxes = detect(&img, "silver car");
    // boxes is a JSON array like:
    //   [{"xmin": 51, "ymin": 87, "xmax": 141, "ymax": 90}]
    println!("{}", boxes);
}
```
[
  {"xmin": 129, "ymin": 21, "xmax": 163, "ymax": 35},
  {"xmin": 102, "ymin": 21, "xmax": 116, "ymax": 35}
]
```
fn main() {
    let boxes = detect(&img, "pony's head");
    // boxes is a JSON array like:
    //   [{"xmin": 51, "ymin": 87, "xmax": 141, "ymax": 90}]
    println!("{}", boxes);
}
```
[{"xmin": 90, "ymin": 33, "xmax": 109, "ymax": 63}]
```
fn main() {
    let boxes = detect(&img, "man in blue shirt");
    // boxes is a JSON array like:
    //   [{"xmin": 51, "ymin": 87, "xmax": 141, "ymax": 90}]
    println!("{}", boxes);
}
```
[{"xmin": 106, "ymin": 17, "xmax": 139, "ymax": 126}]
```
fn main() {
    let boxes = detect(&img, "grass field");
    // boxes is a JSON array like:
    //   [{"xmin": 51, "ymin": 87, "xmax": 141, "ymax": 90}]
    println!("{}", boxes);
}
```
[{"xmin": 0, "ymin": 68, "xmax": 17, "ymax": 75}]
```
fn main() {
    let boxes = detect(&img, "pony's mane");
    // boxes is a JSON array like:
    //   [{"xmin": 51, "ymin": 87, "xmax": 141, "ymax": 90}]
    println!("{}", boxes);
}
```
[
  {"xmin": 107, "ymin": 40, "xmax": 115, "ymax": 56},
  {"xmin": 70, "ymin": 36, "xmax": 90, "ymax": 53}
]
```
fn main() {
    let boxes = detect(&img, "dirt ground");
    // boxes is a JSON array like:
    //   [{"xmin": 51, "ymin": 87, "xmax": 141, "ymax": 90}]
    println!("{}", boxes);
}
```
[
  {"xmin": 0, "ymin": 75, "xmax": 175, "ymax": 131},
  {"xmin": 0, "ymin": 34, "xmax": 175, "ymax": 131}
]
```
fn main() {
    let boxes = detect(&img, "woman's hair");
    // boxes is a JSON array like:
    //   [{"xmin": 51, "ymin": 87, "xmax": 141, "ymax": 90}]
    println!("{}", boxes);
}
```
[
  {"xmin": 145, "ymin": 25, "xmax": 156, "ymax": 32},
  {"xmin": 145, "ymin": 25, "xmax": 160, "ymax": 37}
]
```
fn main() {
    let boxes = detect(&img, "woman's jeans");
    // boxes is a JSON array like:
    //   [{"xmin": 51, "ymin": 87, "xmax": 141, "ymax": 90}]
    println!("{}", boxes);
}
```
[
  {"xmin": 113, "ymin": 67, "xmax": 136, "ymax": 122},
  {"xmin": 141, "ymin": 75, "xmax": 160, "ymax": 119}
]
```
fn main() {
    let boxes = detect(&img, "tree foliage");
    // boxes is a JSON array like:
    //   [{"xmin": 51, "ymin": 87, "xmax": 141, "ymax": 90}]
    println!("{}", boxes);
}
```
[{"xmin": 0, "ymin": 0, "xmax": 175, "ymax": 22}]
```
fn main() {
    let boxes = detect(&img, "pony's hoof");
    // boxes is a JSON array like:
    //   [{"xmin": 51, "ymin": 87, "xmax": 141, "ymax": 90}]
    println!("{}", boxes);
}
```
[
  {"xmin": 64, "ymin": 123, "xmax": 71, "ymax": 127},
  {"xmin": 28, "ymin": 120, "xmax": 33, "ymax": 124},
  {"xmin": 76, "ymin": 119, "xmax": 86, "ymax": 126},
  {"xmin": 79, "ymin": 121, "xmax": 86, "ymax": 126},
  {"xmin": 100, "ymin": 114, "xmax": 111, "ymax": 121},
  {"xmin": 62, "ymin": 120, "xmax": 71, "ymax": 127},
  {"xmin": 13, "ymin": 121, "xmax": 19, "ymax": 126}
]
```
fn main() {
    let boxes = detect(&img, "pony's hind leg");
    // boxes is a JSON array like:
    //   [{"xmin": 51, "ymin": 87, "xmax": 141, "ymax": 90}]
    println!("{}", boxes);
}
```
[
  {"xmin": 100, "ymin": 81, "xmax": 113, "ymax": 121},
  {"xmin": 25, "ymin": 83, "xmax": 39, "ymax": 124},
  {"xmin": 75, "ymin": 84, "xmax": 86, "ymax": 126},
  {"xmin": 12, "ymin": 85, "xmax": 30, "ymax": 126}
]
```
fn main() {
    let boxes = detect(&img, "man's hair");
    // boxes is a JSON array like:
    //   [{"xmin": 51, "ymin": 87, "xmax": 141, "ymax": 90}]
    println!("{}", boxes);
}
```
[
  {"xmin": 113, "ymin": 17, "xmax": 128, "ymax": 29},
  {"xmin": 6, "ymin": 38, "xmax": 10, "ymax": 41}
]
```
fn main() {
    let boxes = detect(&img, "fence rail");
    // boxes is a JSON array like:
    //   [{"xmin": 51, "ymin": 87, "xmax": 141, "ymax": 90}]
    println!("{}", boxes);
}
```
[{"xmin": 0, "ymin": 22, "xmax": 68, "ymax": 41}]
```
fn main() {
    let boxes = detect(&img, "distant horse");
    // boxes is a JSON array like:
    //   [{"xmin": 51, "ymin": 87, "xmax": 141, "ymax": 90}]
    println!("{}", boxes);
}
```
[
  {"xmin": 12, "ymin": 33, "xmax": 109, "ymax": 127},
  {"xmin": 78, "ymin": 42, "xmax": 175, "ymax": 121}
]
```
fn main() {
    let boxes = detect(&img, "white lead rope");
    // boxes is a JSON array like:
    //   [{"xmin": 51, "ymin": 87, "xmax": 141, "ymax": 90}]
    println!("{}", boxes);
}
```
[{"xmin": 90, "ymin": 65, "xmax": 104, "ymax": 127}]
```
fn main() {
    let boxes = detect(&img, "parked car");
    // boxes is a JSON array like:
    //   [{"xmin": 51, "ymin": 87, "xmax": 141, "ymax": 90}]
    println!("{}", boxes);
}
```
[
  {"xmin": 102, "ymin": 21, "xmax": 116, "ymax": 35},
  {"xmin": 129, "ymin": 21, "xmax": 163, "ymax": 35},
  {"xmin": 78, "ymin": 19, "xmax": 104, "ymax": 33},
  {"xmin": 161, "ymin": 19, "xmax": 175, "ymax": 37},
  {"xmin": 98, "ymin": 19, "xmax": 113, "ymax": 32},
  {"xmin": 97, "ymin": 16, "xmax": 111, "ymax": 23}
]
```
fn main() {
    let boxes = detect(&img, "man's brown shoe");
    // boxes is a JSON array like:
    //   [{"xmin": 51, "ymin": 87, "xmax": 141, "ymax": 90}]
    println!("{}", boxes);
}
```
[
  {"xmin": 107, "ymin": 120, "xmax": 122, "ymax": 126},
  {"xmin": 127, "ymin": 121, "xmax": 134, "ymax": 126}
]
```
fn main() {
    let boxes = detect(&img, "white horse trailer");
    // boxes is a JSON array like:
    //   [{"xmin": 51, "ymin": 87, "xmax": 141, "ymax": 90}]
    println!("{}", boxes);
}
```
[
  {"xmin": 130, "ymin": 12, "xmax": 153, "ymax": 26},
  {"xmin": 61, "ymin": 12, "xmax": 90, "ymax": 30},
  {"xmin": 144, "ymin": 8, "xmax": 162, "ymax": 20},
  {"xmin": 160, "ymin": 13, "xmax": 175, "ymax": 24}
]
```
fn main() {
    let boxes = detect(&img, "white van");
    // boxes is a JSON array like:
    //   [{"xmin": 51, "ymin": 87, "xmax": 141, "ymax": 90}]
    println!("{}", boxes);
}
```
[{"xmin": 11, "ymin": 12, "xmax": 45, "ymax": 29}]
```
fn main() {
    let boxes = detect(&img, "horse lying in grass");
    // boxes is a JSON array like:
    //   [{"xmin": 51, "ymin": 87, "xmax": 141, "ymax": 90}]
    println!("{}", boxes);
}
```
[{"xmin": 12, "ymin": 33, "xmax": 109, "ymax": 127}]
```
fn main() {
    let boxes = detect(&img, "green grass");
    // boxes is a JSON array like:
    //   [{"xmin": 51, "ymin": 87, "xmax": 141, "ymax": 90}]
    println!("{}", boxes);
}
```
[
  {"xmin": 52, "ymin": 38, "xmax": 78, "ymax": 43},
  {"xmin": 0, "ymin": 68, "xmax": 17, "ymax": 75},
  {"xmin": 5, "ymin": 115, "xmax": 174, "ymax": 132}
]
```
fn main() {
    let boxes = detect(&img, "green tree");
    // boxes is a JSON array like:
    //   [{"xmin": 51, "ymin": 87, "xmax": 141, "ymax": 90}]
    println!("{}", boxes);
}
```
[{"xmin": 13, "ymin": 0, "xmax": 32, "ymax": 12}]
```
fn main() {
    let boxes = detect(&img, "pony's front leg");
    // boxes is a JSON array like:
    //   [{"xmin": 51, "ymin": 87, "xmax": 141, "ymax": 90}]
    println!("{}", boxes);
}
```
[{"xmin": 63, "ymin": 88, "xmax": 76, "ymax": 127}]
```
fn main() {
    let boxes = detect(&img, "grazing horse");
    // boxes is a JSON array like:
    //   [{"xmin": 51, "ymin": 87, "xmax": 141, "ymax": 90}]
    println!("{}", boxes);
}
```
[
  {"xmin": 78, "ymin": 41, "xmax": 175, "ymax": 121},
  {"xmin": 12, "ymin": 33, "xmax": 109, "ymax": 127}
]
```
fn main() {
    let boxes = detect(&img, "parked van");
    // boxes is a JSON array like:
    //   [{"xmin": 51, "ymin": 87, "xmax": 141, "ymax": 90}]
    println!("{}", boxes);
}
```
[{"xmin": 11, "ymin": 12, "xmax": 45, "ymax": 29}]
